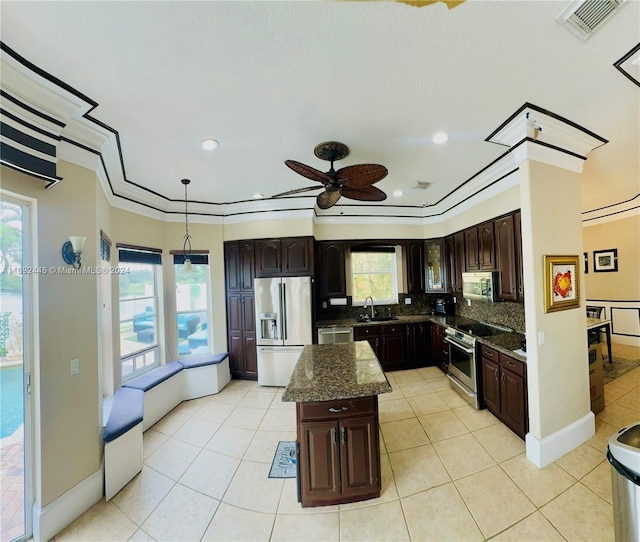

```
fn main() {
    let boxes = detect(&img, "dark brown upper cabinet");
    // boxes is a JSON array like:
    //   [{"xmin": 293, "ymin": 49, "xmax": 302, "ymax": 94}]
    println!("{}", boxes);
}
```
[
  {"xmin": 405, "ymin": 241, "xmax": 425, "ymax": 294},
  {"xmin": 444, "ymin": 232, "xmax": 464, "ymax": 295},
  {"xmin": 514, "ymin": 211, "xmax": 524, "ymax": 301},
  {"xmin": 465, "ymin": 222, "xmax": 495, "ymax": 271},
  {"xmin": 425, "ymin": 239, "xmax": 445, "ymax": 292},
  {"xmin": 495, "ymin": 214, "xmax": 518, "ymax": 302},
  {"xmin": 224, "ymin": 240, "xmax": 255, "ymax": 292},
  {"xmin": 255, "ymin": 237, "xmax": 313, "ymax": 277},
  {"xmin": 317, "ymin": 241, "xmax": 347, "ymax": 298}
]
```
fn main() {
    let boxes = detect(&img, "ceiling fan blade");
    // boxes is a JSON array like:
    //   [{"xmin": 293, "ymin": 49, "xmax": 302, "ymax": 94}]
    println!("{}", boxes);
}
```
[
  {"xmin": 316, "ymin": 190, "xmax": 342, "ymax": 209},
  {"xmin": 285, "ymin": 160, "xmax": 334, "ymax": 184},
  {"xmin": 340, "ymin": 185, "xmax": 387, "ymax": 202},
  {"xmin": 336, "ymin": 164, "xmax": 388, "ymax": 189},
  {"xmin": 272, "ymin": 185, "xmax": 322, "ymax": 198}
]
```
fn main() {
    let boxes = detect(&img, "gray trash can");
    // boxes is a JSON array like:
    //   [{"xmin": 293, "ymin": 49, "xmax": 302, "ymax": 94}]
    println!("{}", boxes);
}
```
[{"xmin": 607, "ymin": 422, "xmax": 640, "ymax": 542}]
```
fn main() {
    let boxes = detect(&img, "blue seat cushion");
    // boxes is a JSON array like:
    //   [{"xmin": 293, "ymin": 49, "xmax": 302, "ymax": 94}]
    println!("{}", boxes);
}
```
[
  {"xmin": 122, "ymin": 361, "xmax": 183, "ymax": 392},
  {"xmin": 103, "ymin": 387, "xmax": 144, "ymax": 442},
  {"xmin": 177, "ymin": 352, "xmax": 229, "ymax": 370}
]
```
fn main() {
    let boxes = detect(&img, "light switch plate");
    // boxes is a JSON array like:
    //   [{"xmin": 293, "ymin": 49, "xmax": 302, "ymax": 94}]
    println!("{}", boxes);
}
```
[
  {"xmin": 405, "ymin": 298, "xmax": 411, "ymax": 304},
  {"xmin": 70, "ymin": 358, "xmax": 80, "ymax": 375}
]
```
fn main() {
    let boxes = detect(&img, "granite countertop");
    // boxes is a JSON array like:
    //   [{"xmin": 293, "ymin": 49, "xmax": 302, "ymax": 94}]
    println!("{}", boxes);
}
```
[
  {"xmin": 316, "ymin": 314, "xmax": 528, "ymax": 363},
  {"xmin": 282, "ymin": 342, "xmax": 393, "ymax": 403}
]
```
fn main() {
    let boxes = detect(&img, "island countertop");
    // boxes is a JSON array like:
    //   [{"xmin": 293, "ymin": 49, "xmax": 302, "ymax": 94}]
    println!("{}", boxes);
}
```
[{"xmin": 282, "ymin": 341, "xmax": 393, "ymax": 403}]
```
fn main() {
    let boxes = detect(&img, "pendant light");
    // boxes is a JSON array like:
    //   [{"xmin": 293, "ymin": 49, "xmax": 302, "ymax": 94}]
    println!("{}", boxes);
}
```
[{"xmin": 181, "ymin": 178, "xmax": 192, "ymax": 272}]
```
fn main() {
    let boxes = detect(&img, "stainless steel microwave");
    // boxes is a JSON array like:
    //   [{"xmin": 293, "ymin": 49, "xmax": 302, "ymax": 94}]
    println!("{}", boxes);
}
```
[{"xmin": 462, "ymin": 271, "xmax": 499, "ymax": 302}]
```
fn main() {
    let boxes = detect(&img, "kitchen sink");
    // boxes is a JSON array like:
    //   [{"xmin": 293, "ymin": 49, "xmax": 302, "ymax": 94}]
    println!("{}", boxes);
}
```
[{"xmin": 356, "ymin": 316, "xmax": 398, "ymax": 323}]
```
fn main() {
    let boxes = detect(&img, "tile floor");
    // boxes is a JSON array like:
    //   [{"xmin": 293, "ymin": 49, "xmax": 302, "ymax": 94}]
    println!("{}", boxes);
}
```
[{"xmin": 51, "ymin": 347, "xmax": 640, "ymax": 542}]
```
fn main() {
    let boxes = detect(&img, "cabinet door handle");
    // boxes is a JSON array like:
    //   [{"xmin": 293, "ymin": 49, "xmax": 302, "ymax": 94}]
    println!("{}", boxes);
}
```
[
  {"xmin": 506, "ymin": 361, "xmax": 516, "ymax": 368},
  {"xmin": 501, "ymin": 372, "xmax": 505, "ymax": 383},
  {"xmin": 329, "ymin": 406, "xmax": 348, "ymax": 413},
  {"xmin": 340, "ymin": 426, "xmax": 346, "ymax": 445},
  {"xmin": 375, "ymin": 338, "xmax": 379, "ymax": 350},
  {"xmin": 331, "ymin": 427, "xmax": 337, "ymax": 445},
  {"xmin": 494, "ymin": 367, "xmax": 499, "ymax": 380}
]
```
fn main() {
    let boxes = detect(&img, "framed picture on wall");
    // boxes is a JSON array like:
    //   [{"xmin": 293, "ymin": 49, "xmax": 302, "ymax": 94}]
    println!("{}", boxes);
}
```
[
  {"xmin": 584, "ymin": 252, "xmax": 588, "ymax": 274},
  {"xmin": 593, "ymin": 249, "xmax": 618, "ymax": 272},
  {"xmin": 544, "ymin": 255, "xmax": 580, "ymax": 313}
]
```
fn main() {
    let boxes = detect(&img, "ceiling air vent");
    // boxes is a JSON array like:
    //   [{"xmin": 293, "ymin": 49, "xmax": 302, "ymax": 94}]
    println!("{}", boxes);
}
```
[
  {"xmin": 412, "ymin": 181, "xmax": 432, "ymax": 190},
  {"xmin": 557, "ymin": 0, "xmax": 627, "ymax": 40}
]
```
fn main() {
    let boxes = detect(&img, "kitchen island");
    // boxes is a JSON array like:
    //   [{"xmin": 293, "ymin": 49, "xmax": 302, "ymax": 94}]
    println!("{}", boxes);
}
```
[{"xmin": 283, "ymin": 341, "xmax": 392, "ymax": 507}]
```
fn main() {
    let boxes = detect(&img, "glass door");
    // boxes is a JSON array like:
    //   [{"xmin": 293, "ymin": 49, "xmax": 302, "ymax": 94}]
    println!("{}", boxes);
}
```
[{"xmin": 0, "ymin": 196, "xmax": 33, "ymax": 542}]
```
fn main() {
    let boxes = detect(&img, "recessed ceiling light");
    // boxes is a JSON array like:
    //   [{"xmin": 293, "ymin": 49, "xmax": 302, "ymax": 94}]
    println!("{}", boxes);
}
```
[
  {"xmin": 201, "ymin": 139, "xmax": 219, "ymax": 151},
  {"xmin": 432, "ymin": 132, "xmax": 449, "ymax": 144},
  {"xmin": 252, "ymin": 193, "xmax": 264, "ymax": 199},
  {"xmin": 393, "ymin": 190, "xmax": 404, "ymax": 197}
]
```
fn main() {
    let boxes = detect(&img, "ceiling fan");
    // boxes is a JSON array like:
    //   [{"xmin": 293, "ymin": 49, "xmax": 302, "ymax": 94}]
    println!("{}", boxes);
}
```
[{"xmin": 274, "ymin": 141, "xmax": 388, "ymax": 209}]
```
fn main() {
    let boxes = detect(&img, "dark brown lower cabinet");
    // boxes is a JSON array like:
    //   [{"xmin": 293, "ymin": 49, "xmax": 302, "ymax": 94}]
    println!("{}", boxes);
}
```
[
  {"xmin": 480, "ymin": 345, "xmax": 528, "ymax": 439},
  {"xmin": 297, "ymin": 396, "xmax": 381, "ymax": 507},
  {"xmin": 431, "ymin": 323, "xmax": 449, "ymax": 373},
  {"xmin": 227, "ymin": 293, "xmax": 257, "ymax": 380},
  {"xmin": 406, "ymin": 322, "xmax": 430, "ymax": 368},
  {"xmin": 354, "ymin": 324, "xmax": 405, "ymax": 372}
]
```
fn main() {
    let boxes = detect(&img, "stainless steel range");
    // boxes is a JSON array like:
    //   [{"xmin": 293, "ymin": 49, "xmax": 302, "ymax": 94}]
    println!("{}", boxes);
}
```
[{"xmin": 445, "ymin": 322, "xmax": 512, "ymax": 409}]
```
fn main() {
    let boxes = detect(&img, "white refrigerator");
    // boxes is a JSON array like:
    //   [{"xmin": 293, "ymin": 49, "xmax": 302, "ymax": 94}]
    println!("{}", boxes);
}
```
[{"xmin": 254, "ymin": 276, "xmax": 313, "ymax": 386}]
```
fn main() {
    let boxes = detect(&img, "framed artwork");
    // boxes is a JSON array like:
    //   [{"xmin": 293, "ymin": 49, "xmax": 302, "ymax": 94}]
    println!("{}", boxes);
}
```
[
  {"xmin": 594, "ymin": 249, "xmax": 618, "ymax": 272},
  {"xmin": 584, "ymin": 252, "xmax": 588, "ymax": 274},
  {"xmin": 544, "ymin": 255, "xmax": 580, "ymax": 313}
]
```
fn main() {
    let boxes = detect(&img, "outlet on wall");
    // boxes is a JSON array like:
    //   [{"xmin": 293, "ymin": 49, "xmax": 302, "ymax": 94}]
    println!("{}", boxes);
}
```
[
  {"xmin": 405, "ymin": 298, "xmax": 411, "ymax": 304},
  {"xmin": 466, "ymin": 298, "xmax": 472, "ymax": 306}
]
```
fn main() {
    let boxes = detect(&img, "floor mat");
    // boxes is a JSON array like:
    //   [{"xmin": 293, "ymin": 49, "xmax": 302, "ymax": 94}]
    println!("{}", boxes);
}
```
[
  {"xmin": 268, "ymin": 441, "xmax": 297, "ymax": 479},
  {"xmin": 603, "ymin": 357, "xmax": 640, "ymax": 385}
]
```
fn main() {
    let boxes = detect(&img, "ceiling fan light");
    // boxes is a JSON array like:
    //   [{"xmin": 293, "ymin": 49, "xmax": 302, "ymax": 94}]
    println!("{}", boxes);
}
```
[
  {"xmin": 201, "ymin": 138, "xmax": 219, "ymax": 151},
  {"xmin": 432, "ymin": 132, "xmax": 449, "ymax": 144},
  {"xmin": 252, "ymin": 193, "xmax": 264, "ymax": 199},
  {"xmin": 393, "ymin": 190, "xmax": 404, "ymax": 197}
]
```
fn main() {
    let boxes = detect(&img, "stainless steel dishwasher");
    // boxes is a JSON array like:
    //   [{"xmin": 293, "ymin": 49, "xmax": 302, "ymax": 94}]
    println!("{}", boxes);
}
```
[{"xmin": 317, "ymin": 326, "xmax": 354, "ymax": 344}]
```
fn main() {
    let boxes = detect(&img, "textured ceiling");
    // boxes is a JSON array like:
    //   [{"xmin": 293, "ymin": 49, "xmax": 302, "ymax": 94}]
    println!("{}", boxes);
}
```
[{"xmin": 1, "ymin": 0, "xmax": 638, "ymax": 215}]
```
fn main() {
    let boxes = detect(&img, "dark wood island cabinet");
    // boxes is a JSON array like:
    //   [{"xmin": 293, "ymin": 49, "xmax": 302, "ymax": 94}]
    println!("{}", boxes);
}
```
[{"xmin": 283, "ymin": 342, "xmax": 392, "ymax": 507}]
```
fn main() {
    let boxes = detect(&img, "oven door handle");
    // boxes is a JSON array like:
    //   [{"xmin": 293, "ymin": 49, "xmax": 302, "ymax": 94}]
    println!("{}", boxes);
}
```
[{"xmin": 444, "ymin": 337, "xmax": 475, "ymax": 354}]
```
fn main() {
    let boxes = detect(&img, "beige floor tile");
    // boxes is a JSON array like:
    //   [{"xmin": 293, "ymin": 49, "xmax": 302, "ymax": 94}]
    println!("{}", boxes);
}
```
[
  {"xmin": 614, "ymin": 388, "xmax": 640, "ymax": 413},
  {"xmin": 209, "ymin": 388, "xmax": 248, "ymax": 406},
  {"xmin": 500, "ymin": 454, "xmax": 575, "ymax": 507},
  {"xmin": 388, "ymin": 444, "xmax": 450, "ymax": 498},
  {"xmin": 378, "ymin": 398, "xmax": 415, "ymax": 423},
  {"xmin": 202, "ymin": 502, "xmax": 274, "ymax": 541},
  {"xmin": 586, "ymin": 418, "xmax": 619, "ymax": 453},
  {"xmin": 141, "ymin": 483, "xmax": 219, "ymax": 542},
  {"xmin": 437, "ymin": 389, "xmax": 470, "ymax": 409},
  {"xmin": 554, "ymin": 442, "xmax": 606, "ymax": 480},
  {"xmin": 144, "ymin": 437, "xmax": 200, "ymax": 481},
  {"xmin": 225, "ymin": 380, "xmax": 255, "ymax": 391},
  {"xmin": 455, "ymin": 465, "xmax": 535, "ymax": 539},
  {"xmin": 426, "ymin": 376, "xmax": 453, "ymax": 391},
  {"xmin": 490, "ymin": 511, "xmax": 565, "ymax": 541},
  {"xmin": 604, "ymin": 380, "xmax": 630, "ymax": 404},
  {"xmin": 408, "ymin": 393, "xmax": 449, "ymax": 416},
  {"xmin": 433, "ymin": 433, "xmax": 496, "ymax": 480},
  {"xmin": 128, "ymin": 528, "xmax": 156, "ymax": 541},
  {"xmin": 401, "ymin": 482, "xmax": 484, "ymax": 541},
  {"xmin": 380, "ymin": 418, "xmax": 430, "ymax": 452},
  {"xmin": 392, "ymin": 369, "xmax": 423, "ymax": 384},
  {"xmin": 418, "ymin": 410, "xmax": 469, "ymax": 442},
  {"xmin": 270, "ymin": 390, "xmax": 296, "ymax": 410},
  {"xmin": 239, "ymin": 390, "xmax": 277, "ymax": 409},
  {"xmin": 473, "ymin": 423, "xmax": 525, "ymax": 462},
  {"xmin": 278, "ymin": 478, "xmax": 340, "ymax": 514},
  {"xmin": 378, "ymin": 387, "xmax": 405, "ymax": 403},
  {"xmin": 271, "ymin": 511, "xmax": 340, "ymax": 541},
  {"xmin": 180, "ymin": 449, "xmax": 240, "ymax": 499},
  {"xmin": 340, "ymin": 500, "xmax": 410, "ymax": 541},
  {"xmin": 142, "ymin": 429, "xmax": 168, "ymax": 459},
  {"xmin": 173, "ymin": 396, "xmax": 209, "ymax": 416},
  {"xmin": 397, "ymin": 379, "xmax": 434, "ymax": 397},
  {"xmin": 416, "ymin": 366, "xmax": 446, "ymax": 380},
  {"xmin": 194, "ymin": 399, "xmax": 236, "ymax": 423},
  {"xmin": 541, "ymin": 482, "xmax": 614, "ymax": 541},
  {"xmin": 205, "ymin": 424, "xmax": 255, "ymax": 458},
  {"xmin": 453, "ymin": 404, "xmax": 500, "ymax": 431},
  {"xmin": 172, "ymin": 416, "xmax": 221, "ymax": 448},
  {"xmin": 597, "ymin": 403, "xmax": 638, "ymax": 429},
  {"xmin": 581, "ymin": 460, "xmax": 613, "ymax": 504},
  {"xmin": 54, "ymin": 500, "xmax": 137, "ymax": 541},
  {"xmin": 223, "ymin": 460, "xmax": 284, "ymax": 514},
  {"xmin": 149, "ymin": 410, "xmax": 190, "ymax": 436},
  {"xmin": 225, "ymin": 405, "xmax": 267, "ymax": 430},
  {"xmin": 339, "ymin": 453, "xmax": 399, "ymax": 510},
  {"xmin": 379, "ymin": 430, "xmax": 387, "ymax": 454},
  {"xmin": 111, "ymin": 467, "xmax": 174, "ymax": 525},
  {"xmin": 258, "ymin": 408, "xmax": 296, "ymax": 432},
  {"xmin": 244, "ymin": 430, "xmax": 296, "ymax": 463},
  {"xmin": 612, "ymin": 368, "xmax": 640, "ymax": 391}
]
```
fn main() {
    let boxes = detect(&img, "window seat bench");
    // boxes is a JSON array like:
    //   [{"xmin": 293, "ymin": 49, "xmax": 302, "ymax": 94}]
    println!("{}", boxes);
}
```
[{"xmin": 103, "ymin": 352, "xmax": 229, "ymax": 500}]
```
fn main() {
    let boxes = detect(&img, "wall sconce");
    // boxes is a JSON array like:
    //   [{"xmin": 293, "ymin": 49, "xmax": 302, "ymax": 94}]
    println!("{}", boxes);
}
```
[{"xmin": 62, "ymin": 236, "xmax": 86, "ymax": 269}]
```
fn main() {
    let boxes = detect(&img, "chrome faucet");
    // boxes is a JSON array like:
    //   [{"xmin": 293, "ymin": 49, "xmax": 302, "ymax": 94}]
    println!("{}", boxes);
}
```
[{"xmin": 363, "ymin": 296, "xmax": 375, "ymax": 319}]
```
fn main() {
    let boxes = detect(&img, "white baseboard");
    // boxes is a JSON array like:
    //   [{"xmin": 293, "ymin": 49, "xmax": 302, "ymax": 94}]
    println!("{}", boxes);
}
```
[
  {"xmin": 525, "ymin": 412, "xmax": 595, "ymax": 468},
  {"xmin": 32, "ymin": 467, "xmax": 104, "ymax": 542}
]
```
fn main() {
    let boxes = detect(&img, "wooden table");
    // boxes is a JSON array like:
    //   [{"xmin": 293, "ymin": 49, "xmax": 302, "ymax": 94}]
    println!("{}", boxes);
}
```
[{"xmin": 587, "ymin": 317, "xmax": 612, "ymax": 364}]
